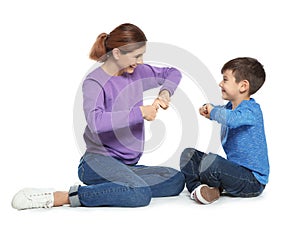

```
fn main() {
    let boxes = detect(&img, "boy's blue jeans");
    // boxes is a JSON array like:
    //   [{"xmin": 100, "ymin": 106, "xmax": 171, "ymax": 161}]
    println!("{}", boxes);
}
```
[
  {"xmin": 180, "ymin": 148, "xmax": 265, "ymax": 197},
  {"xmin": 68, "ymin": 152, "xmax": 185, "ymax": 207}
]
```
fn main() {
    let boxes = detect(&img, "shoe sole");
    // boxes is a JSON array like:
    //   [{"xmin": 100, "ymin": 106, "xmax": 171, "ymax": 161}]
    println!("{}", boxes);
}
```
[{"xmin": 194, "ymin": 184, "xmax": 220, "ymax": 205}]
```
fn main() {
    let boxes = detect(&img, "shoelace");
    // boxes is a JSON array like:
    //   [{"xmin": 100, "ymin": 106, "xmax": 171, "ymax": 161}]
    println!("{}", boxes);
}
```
[{"xmin": 27, "ymin": 192, "xmax": 53, "ymax": 208}]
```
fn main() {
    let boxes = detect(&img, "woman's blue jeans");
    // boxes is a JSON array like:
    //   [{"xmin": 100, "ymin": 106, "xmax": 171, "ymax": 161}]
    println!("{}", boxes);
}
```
[
  {"xmin": 68, "ymin": 152, "xmax": 185, "ymax": 207},
  {"xmin": 180, "ymin": 148, "xmax": 265, "ymax": 197}
]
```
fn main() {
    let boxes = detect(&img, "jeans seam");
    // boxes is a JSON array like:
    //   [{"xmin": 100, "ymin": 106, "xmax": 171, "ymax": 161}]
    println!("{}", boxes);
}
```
[
  {"xmin": 80, "ymin": 187, "xmax": 131, "ymax": 198},
  {"xmin": 215, "ymin": 170, "xmax": 263, "ymax": 197}
]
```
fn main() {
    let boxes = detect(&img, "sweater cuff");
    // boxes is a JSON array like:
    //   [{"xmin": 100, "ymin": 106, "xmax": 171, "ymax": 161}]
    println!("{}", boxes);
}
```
[{"xmin": 210, "ymin": 107, "xmax": 217, "ymax": 120}]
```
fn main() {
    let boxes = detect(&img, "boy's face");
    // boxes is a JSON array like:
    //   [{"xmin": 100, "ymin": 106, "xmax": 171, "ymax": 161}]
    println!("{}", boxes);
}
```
[{"xmin": 219, "ymin": 69, "xmax": 242, "ymax": 101}]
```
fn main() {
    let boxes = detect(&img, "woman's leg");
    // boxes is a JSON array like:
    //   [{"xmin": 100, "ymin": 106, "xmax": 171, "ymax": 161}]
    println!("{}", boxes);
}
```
[
  {"xmin": 11, "ymin": 152, "xmax": 153, "ymax": 210},
  {"xmin": 68, "ymin": 153, "xmax": 152, "ymax": 207},
  {"xmin": 53, "ymin": 191, "xmax": 69, "ymax": 206},
  {"xmin": 12, "ymin": 152, "xmax": 182, "ymax": 209},
  {"xmin": 129, "ymin": 165, "xmax": 185, "ymax": 197}
]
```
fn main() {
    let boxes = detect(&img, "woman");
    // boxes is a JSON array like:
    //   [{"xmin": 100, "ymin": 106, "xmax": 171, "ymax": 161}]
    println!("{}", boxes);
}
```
[{"xmin": 12, "ymin": 23, "xmax": 185, "ymax": 209}]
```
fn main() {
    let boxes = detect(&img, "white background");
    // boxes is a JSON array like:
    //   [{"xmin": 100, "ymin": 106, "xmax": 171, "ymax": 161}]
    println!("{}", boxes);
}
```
[{"xmin": 1, "ymin": 0, "xmax": 299, "ymax": 226}]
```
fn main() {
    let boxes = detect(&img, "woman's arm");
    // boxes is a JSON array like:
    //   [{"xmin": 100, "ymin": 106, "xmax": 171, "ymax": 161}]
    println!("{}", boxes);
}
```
[
  {"xmin": 139, "ymin": 64, "xmax": 182, "ymax": 95},
  {"xmin": 138, "ymin": 64, "xmax": 182, "ymax": 109},
  {"xmin": 82, "ymin": 79, "xmax": 144, "ymax": 134}
]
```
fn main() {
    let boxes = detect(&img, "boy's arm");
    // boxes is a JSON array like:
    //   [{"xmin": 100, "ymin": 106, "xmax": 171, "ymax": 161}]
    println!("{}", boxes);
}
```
[
  {"xmin": 200, "ymin": 103, "xmax": 256, "ymax": 128},
  {"xmin": 199, "ymin": 103, "xmax": 215, "ymax": 118}
]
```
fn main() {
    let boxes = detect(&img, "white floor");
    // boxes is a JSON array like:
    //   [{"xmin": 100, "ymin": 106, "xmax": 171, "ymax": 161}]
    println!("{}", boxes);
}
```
[
  {"xmin": 3, "ymin": 183, "xmax": 297, "ymax": 227},
  {"xmin": 1, "ymin": 1, "xmax": 300, "ymax": 226}
]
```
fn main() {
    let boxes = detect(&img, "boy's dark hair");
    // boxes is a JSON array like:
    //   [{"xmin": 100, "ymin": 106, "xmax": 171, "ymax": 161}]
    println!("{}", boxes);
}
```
[{"xmin": 221, "ymin": 57, "xmax": 266, "ymax": 95}]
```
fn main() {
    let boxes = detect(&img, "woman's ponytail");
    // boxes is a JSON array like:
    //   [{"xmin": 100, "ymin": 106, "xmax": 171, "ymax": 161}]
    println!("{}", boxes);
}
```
[{"xmin": 89, "ymin": 33, "xmax": 109, "ymax": 61}]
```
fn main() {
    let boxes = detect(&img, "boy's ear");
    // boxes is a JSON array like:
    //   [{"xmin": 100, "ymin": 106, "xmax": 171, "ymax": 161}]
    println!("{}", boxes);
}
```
[
  {"xmin": 112, "ymin": 48, "xmax": 121, "ymax": 60},
  {"xmin": 239, "ymin": 80, "xmax": 250, "ymax": 93}
]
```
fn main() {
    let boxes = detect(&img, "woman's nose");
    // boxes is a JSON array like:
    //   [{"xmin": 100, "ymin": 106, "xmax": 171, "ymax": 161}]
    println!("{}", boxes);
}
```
[{"xmin": 136, "ymin": 56, "xmax": 143, "ymax": 64}]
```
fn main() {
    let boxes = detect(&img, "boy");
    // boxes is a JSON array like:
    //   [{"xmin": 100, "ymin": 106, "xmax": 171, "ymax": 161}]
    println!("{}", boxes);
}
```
[{"xmin": 180, "ymin": 57, "xmax": 269, "ymax": 204}]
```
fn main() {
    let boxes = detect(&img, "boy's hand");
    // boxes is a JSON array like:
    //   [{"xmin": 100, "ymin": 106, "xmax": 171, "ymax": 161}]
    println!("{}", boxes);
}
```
[{"xmin": 199, "ymin": 103, "xmax": 213, "ymax": 119}]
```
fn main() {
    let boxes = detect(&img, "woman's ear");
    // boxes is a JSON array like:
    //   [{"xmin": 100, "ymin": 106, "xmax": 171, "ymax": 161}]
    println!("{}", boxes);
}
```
[
  {"xmin": 239, "ymin": 80, "xmax": 250, "ymax": 93},
  {"xmin": 112, "ymin": 48, "xmax": 121, "ymax": 60}
]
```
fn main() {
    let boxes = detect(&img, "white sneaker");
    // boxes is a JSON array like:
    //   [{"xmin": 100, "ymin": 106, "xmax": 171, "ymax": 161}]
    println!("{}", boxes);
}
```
[
  {"xmin": 11, "ymin": 188, "xmax": 55, "ymax": 210},
  {"xmin": 192, "ymin": 184, "xmax": 220, "ymax": 205}
]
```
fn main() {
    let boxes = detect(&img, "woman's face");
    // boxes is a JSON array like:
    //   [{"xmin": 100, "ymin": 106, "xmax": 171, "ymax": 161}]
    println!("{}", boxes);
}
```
[{"xmin": 117, "ymin": 45, "xmax": 146, "ymax": 74}]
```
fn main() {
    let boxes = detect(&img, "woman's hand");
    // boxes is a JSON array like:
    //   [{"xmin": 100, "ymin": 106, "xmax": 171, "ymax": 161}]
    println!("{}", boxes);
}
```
[
  {"xmin": 140, "ymin": 90, "xmax": 171, "ymax": 121},
  {"xmin": 140, "ymin": 105, "xmax": 158, "ymax": 121},
  {"xmin": 152, "ymin": 90, "xmax": 171, "ymax": 110}
]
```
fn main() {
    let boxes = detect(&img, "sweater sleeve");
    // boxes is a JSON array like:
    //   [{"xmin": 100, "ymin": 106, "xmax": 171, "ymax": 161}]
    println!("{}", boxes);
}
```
[
  {"xmin": 82, "ymin": 79, "xmax": 143, "ymax": 134},
  {"xmin": 138, "ymin": 64, "xmax": 182, "ymax": 95},
  {"xmin": 210, "ymin": 104, "xmax": 256, "ymax": 128}
]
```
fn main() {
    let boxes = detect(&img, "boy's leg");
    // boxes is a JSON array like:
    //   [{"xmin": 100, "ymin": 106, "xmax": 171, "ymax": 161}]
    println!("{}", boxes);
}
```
[
  {"xmin": 199, "ymin": 153, "xmax": 265, "ymax": 197},
  {"xmin": 180, "ymin": 148, "xmax": 206, "ymax": 192}
]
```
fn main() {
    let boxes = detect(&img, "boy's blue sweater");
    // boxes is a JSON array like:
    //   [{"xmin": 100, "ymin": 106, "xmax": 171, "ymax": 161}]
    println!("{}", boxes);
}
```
[{"xmin": 210, "ymin": 98, "xmax": 269, "ymax": 185}]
